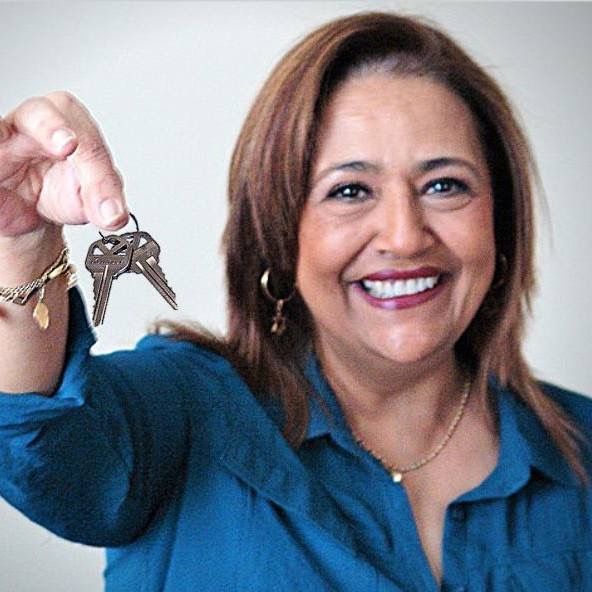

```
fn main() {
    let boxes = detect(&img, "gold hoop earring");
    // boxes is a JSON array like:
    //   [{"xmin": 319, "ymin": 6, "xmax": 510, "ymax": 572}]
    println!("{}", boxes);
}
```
[{"xmin": 260, "ymin": 268, "xmax": 295, "ymax": 335}]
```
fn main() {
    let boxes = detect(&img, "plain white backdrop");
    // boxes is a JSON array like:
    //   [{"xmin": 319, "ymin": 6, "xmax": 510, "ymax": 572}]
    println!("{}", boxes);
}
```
[{"xmin": 1, "ymin": 2, "xmax": 591, "ymax": 590}]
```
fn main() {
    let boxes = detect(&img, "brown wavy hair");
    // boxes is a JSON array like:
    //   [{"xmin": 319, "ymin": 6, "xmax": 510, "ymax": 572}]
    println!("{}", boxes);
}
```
[{"xmin": 163, "ymin": 11, "xmax": 585, "ymax": 479}]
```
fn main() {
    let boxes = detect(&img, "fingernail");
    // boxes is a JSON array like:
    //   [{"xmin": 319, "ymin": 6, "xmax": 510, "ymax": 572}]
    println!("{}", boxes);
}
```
[
  {"xmin": 51, "ymin": 128, "xmax": 76, "ymax": 151},
  {"xmin": 99, "ymin": 199, "xmax": 124, "ymax": 225}
]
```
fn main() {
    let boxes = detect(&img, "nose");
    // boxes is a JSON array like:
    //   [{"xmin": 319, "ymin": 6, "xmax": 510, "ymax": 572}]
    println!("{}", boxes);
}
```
[{"xmin": 372, "ymin": 185, "xmax": 435, "ymax": 258}]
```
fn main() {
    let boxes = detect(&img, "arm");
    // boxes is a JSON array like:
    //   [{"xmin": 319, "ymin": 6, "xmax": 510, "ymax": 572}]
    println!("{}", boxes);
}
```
[
  {"xmin": 0, "ymin": 93, "xmax": 190, "ymax": 545},
  {"xmin": 0, "ymin": 288, "xmax": 194, "ymax": 546},
  {"xmin": 0, "ymin": 226, "xmax": 70, "ymax": 394},
  {"xmin": 0, "ymin": 92, "xmax": 128, "ymax": 394}
]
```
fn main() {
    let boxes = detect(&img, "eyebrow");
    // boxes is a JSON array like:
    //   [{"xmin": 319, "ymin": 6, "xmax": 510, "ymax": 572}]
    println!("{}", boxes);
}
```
[
  {"xmin": 313, "ymin": 160, "xmax": 380, "ymax": 184},
  {"xmin": 417, "ymin": 157, "xmax": 482, "ymax": 179},
  {"xmin": 312, "ymin": 156, "xmax": 482, "ymax": 185}
]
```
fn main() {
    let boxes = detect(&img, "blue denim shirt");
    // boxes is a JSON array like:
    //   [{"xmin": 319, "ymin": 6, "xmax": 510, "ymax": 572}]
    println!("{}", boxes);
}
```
[{"xmin": 0, "ymin": 289, "xmax": 591, "ymax": 591}]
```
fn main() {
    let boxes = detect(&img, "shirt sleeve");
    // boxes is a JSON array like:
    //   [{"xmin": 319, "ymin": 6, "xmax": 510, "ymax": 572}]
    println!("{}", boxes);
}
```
[{"xmin": 0, "ymin": 288, "xmax": 195, "ymax": 547}]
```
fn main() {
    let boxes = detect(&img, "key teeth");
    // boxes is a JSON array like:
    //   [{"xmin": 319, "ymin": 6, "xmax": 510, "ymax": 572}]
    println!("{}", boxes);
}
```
[
  {"xmin": 156, "ymin": 266, "xmax": 176, "ymax": 295},
  {"xmin": 153, "ymin": 262, "xmax": 167, "ymax": 279}
]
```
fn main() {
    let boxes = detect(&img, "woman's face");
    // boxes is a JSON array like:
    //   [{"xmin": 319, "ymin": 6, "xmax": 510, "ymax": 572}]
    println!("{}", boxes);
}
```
[{"xmin": 296, "ymin": 74, "xmax": 495, "ymax": 372}]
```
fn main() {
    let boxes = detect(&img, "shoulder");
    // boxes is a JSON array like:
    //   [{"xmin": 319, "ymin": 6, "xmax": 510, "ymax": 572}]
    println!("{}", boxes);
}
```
[
  {"xmin": 122, "ymin": 333, "xmax": 237, "ymax": 384},
  {"xmin": 125, "ymin": 335, "xmax": 279, "ymax": 443},
  {"xmin": 72, "ymin": 286, "xmax": 236, "ymax": 383},
  {"xmin": 92, "ymin": 333, "xmax": 260, "ymax": 438},
  {"xmin": 93, "ymin": 332, "xmax": 242, "ymax": 402},
  {"xmin": 540, "ymin": 381, "xmax": 592, "ymax": 434},
  {"xmin": 134, "ymin": 333, "xmax": 230, "ymax": 369}
]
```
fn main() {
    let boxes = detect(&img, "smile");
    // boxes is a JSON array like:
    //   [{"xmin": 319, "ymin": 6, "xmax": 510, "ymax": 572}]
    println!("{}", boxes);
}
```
[{"xmin": 360, "ymin": 275, "xmax": 440, "ymax": 299}]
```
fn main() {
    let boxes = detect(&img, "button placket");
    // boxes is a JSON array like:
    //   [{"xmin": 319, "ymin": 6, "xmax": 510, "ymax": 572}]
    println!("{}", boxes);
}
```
[
  {"xmin": 441, "ymin": 504, "xmax": 469, "ymax": 592},
  {"xmin": 450, "ymin": 505, "xmax": 466, "ymax": 522}
]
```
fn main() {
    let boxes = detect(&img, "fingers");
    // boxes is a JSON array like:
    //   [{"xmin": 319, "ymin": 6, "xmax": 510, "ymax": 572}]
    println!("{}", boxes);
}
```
[
  {"xmin": 5, "ymin": 92, "xmax": 129, "ymax": 231},
  {"xmin": 6, "ymin": 96, "xmax": 78, "ymax": 159},
  {"xmin": 47, "ymin": 92, "xmax": 129, "ymax": 231}
]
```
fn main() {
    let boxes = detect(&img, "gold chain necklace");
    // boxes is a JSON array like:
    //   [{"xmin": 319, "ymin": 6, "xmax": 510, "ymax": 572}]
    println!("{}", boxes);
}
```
[{"xmin": 352, "ymin": 378, "xmax": 471, "ymax": 483}]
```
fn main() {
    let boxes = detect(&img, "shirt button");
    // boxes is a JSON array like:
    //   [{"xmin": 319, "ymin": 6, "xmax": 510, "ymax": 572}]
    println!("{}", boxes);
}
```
[{"xmin": 450, "ymin": 505, "xmax": 466, "ymax": 521}]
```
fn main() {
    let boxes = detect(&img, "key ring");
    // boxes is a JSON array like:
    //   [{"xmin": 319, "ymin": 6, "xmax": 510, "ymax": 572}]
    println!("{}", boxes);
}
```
[{"xmin": 99, "ymin": 212, "xmax": 139, "ymax": 240}]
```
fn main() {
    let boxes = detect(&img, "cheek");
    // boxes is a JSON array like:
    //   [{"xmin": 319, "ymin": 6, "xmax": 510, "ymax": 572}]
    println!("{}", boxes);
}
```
[
  {"xmin": 474, "ymin": 201, "xmax": 496, "ymax": 267},
  {"xmin": 456, "ymin": 201, "xmax": 496, "ymax": 285},
  {"xmin": 296, "ymin": 213, "xmax": 323, "ymax": 298},
  {"xmin": 296, "ymin": 209, "xmax": 351, "ymax": 287}
]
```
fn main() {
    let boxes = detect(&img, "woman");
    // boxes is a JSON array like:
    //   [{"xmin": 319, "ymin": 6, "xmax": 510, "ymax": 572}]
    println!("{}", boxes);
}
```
[{"xmin": 0, "ymin": 10, "xmax": 591, "ymax": 592}]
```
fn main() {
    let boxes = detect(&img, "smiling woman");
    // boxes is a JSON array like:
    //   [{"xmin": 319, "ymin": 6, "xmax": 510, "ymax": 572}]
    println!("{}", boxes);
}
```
[
  {"xmin": 298, "ymin": 75, "xmax": 496, "ymax": 375},
  {"xmin": 0, "ymin": 7, "xmax": 591, "ymax": 592},
  {"xmin": 214, "ymin": 14, "xmax": 591, "ymax": 584}
]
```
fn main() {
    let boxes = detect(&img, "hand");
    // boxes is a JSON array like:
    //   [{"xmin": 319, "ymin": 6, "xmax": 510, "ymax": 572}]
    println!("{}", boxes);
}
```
[{"xmin": 0, "ymin": 92, "xmax": 129, "ymax": 242}]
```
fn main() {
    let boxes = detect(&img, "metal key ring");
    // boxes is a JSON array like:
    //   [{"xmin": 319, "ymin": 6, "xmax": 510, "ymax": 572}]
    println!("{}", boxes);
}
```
[{"xmin": 99, "ymin": 212, "xmax": 139, "ymax": 241}]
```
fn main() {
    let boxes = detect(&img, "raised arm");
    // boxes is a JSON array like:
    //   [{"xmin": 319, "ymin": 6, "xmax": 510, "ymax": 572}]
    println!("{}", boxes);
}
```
[
  {"xmin": 0, "ymin": 92, "xmax": 129, "ymax": 394},
  {"xmin": 0, "ymin": 94, "xmax": 199, "ymax": 548}
]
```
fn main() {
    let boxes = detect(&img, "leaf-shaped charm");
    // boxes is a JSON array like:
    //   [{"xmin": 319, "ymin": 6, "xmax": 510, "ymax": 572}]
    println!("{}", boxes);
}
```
[{"xmin": 33, "ymin": 301, "xmax": 50, "ymax": 331}]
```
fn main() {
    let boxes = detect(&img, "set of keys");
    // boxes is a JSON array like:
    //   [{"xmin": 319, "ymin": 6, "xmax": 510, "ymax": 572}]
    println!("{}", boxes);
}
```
[{"xmin": 85, "ymin": 215, "xmax": 177, "ymax": 326}]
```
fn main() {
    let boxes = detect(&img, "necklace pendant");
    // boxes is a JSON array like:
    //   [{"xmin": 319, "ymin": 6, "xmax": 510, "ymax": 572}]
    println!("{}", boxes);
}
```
[{"xmin": 391, "ymin": 471, "xmax": 403, "ymax": 483}]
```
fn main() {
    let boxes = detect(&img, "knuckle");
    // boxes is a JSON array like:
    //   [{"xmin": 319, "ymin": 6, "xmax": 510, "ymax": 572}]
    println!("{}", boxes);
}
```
[
  {"xmin": 17, "ymin": 96, "xmax": 47, "ymax": 117},
  {"xmin": 46, "ymin": 90, "xmax": 78, "ymax": 110},
  {"xmin": 14, "ymin": 97, "xmax": 63, "ymax": 138},
  {"xmin": 94, "ymin": 170, "xmax": 124, "ymax": 196},
  {"xmin": 31, "ymin": 117, "xmax": 55, "ymax": 138},
  {"xmin": 76, "ymin": 138, "xmax": 110, "ymax": 164}
]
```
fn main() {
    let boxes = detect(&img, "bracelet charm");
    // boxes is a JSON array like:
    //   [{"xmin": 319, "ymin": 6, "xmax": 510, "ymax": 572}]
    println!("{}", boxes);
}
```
[
  {"xmin": 0, "ymin": 248, "xmax": 75, "ymax": 330},
  {"xmin": 32, "ymin": 285, "xmax": 50, "ymax": 331}
]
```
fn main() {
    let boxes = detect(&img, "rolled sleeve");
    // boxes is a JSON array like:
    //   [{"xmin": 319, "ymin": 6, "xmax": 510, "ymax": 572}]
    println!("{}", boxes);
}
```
[
  {"xmin": 0, "ymin": 288, "xmax": 95, "ymax": 427},
  {"xmin": 0, "ymin": 288, "xmax": 192, "ymax": 547}
]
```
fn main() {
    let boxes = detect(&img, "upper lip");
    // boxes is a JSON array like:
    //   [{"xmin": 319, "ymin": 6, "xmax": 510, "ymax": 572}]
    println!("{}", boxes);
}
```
[{"xmin": 359, "ymin": 266, "xmax": 443, "ymax": 281}]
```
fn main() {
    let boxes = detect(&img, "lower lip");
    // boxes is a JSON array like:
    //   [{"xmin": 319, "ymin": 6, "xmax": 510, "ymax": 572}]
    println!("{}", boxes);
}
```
[{"xmin": 354, "ymin": 277, "xmax": 447, "ymax": 310}]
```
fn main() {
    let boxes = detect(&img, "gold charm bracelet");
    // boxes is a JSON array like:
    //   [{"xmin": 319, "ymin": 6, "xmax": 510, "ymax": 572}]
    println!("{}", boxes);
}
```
[{"xmin": 0, "ymin": 247, "xmax": 76, "ymax": 330}]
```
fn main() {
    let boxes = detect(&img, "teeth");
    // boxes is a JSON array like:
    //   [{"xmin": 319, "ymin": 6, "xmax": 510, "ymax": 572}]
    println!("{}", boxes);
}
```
[{"xmin": 361, "ymin": 275, "xmax": 440, "ymax": 299}]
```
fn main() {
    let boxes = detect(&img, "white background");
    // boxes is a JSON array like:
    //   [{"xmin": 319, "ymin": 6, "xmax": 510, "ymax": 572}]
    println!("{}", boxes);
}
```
[{"xmin": 0, "ymin": 2, "xmax": 590, "ymax": 590}]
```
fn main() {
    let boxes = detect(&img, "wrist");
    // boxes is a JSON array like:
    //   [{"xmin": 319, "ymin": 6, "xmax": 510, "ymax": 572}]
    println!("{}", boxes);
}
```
[{"xmin": 0, "ymin": 225, "xmax": 66, "ymax": 285}]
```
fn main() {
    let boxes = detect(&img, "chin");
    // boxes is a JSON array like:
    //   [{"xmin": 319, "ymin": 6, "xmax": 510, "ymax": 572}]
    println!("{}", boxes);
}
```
[{"xmin": 362, "ymin": 334, "xmax": 454, "ymax": 369}]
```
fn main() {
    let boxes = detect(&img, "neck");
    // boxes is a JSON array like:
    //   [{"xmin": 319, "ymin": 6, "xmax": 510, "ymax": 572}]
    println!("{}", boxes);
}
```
[{"xmin": 315, "ymin": 339, "xmax": 469, "ymax": 449}]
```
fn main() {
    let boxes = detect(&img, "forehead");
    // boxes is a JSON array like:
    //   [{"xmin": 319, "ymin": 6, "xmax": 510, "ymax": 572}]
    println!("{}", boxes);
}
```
[{"xmin": 315, "ymin": 74, "xmax": 485, "ymax": 168}]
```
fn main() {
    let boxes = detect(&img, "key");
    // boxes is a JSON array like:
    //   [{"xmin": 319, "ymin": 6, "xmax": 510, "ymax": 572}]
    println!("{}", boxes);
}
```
[
  {"xmin": 122, "ymin": 231, "xmax": 178, "ymax": 310},
  {"xmin": 85, "ymin": 235, "xmax": 132, "ymax": 326}
]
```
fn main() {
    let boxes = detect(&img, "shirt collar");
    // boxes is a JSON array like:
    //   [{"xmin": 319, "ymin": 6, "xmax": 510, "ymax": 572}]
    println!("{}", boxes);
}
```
[
  {"xmin": 304, "ymin": 355, "xmax": 579, "ymax": 496},
  {"xmin": 456, "ymin": 378, "xmax": 579, "ymax": 502},
  {"xmin": 304, "ymin": 355, "xmax": 355, "ymax": 448},
  {"xmin": 494, "ymin": 378, "xmax": 578, "ymax": 485}
]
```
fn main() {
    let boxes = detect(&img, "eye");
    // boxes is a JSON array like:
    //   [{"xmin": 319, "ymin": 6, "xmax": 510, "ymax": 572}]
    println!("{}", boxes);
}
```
[
  {"xmin": 326, "ymin": 182, "xmax": 371, "ymax": 202},
  {"xmin": 423, "ymin": 177, "xmax": 470, "ymax": 197}
]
